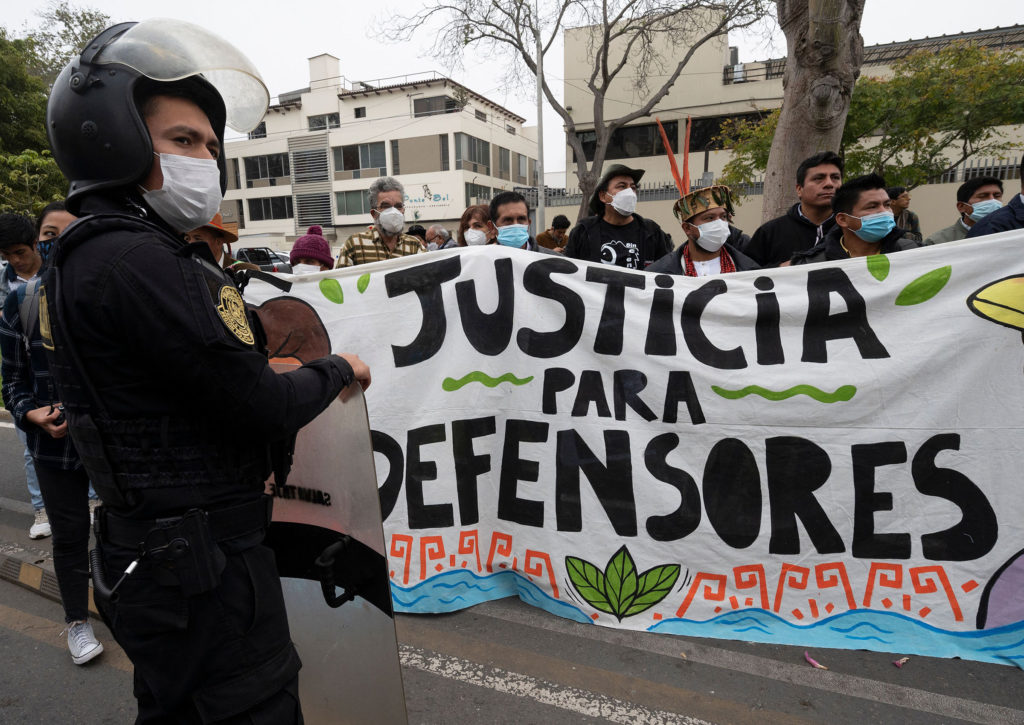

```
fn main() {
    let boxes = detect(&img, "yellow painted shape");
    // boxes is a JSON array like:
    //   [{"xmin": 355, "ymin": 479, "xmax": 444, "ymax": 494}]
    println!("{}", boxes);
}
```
[{"xmin": 18, "ymin": 563, "xmax": 42, "ymax": 590}]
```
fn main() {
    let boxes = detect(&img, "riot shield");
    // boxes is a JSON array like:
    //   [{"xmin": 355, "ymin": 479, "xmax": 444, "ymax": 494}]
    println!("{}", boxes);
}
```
[{"xmin": 265, "ymin": 368, "xmax": 407, "ymax": 724}]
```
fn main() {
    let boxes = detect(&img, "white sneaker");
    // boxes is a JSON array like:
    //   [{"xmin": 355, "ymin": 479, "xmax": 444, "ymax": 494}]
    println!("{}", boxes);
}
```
[
  {"xmin": 29, "ymin": 509, "xmax": 51, "ymax": 539},
  {"xmin": 66, "ymin": 620, "xmax": 103, "ymax": 665}
]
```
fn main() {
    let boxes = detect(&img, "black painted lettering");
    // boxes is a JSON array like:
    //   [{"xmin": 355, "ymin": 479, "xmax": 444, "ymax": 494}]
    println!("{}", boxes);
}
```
[
  {"xmin": 571, "ymin": 370, "xmax": 611, "ymax": 418},
  {"xmin": 766, "ymin": 437, "xmax": 844, "ymax": 554},
  {"xmin": 702, "ymin": 438, "xmax": 760, "ymax": 549},
  {"xmin": 387, "ymin": 257, "xmax": 462, "ymax": 366},
  {"xmin": 851, "ymin": 442, "xmax": 911, "ymax": 559},
  {"xmin": 517, "ymin": 258, "xmax": 585, "ymax": 358},
  {"xmin": 372, "ymin": 429, "xmax": 403, "ymax": 520},
  {"xmin": 754, "ymin": 276, "xmax": 784, "ymax": 365},
  {"xmin": 542, "ymin": 368, "xmax": 575, "ymax": 415},
  {"xmin": 456, "ymin": 257, "xmax": 514, "ymax": 355},
  {"xmin": 452, "ymin": 417, "xmax": 496, "ymax": 525},
  {"xmin": 913, "ymin": 434, "xmax": 997, "ymax": 561},
  {"xmin": 613, "ymin": 370, "xmax": 657, "ymax": 422},
  {"xmin": 586, "ymin": 266, "xmax": 646, "ymax": 355},
  {"xmin": 405, "ymin": 424, "xmax": 453, "ymax": 529},
  {"xmin": 644, "ymin": 433, "xmax": 701, "ymax": 541},
  {"xmin": 681, "ymin": 279, "xmax": 747, "ymax": 369},
  {"xmin": 802, "ymin": 268, "xmax": 889, "ymax": 363},
  {"xmin": 497, "ymin": 419, "xmax": 548, "ymax": 527},
  {"xmin": 662, "ymin": 371, "xmax": 706, "ymax": 425},
  {"xmin": 556, "ymin": 429, "xmax": 636, "ymax": 536}
]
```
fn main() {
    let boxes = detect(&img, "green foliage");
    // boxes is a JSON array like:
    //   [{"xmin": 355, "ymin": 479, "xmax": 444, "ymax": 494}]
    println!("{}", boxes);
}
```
[
  {"xmin": 720, "ymin": 42, "xmax": 1024, "ymax": 193},
  {"xmin": 319, "ymin": 278, "xmax": 344, "ymax": 304},
  {"xmin": 0, "ymin": 30, "xmax": 49, "ymax": 156},
  {"xmin": 565, "ymin": 546, "xmax": 680, "ymax": 622},
  {"xmin": 24, "ymin": 1, "xmax": 111, "ymax": 88},
  {"xmin": 866, "ymin": 254, "xmax": 890, "ymax": 281},
  {"xmin": 0, "ymin": 149, "xmax": 65, "ymax": 215}
]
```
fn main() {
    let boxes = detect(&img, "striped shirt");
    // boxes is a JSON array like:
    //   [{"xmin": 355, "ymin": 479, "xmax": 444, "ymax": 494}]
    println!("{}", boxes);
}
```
[{"xmin": 335, "ymin": 229, "xmax": 425, "ymax": 267}]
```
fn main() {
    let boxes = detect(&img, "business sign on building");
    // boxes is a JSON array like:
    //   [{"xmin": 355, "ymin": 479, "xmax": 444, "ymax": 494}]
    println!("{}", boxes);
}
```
[{"xmin": 245, "ymin": 234, "xmax": 1024, "ymax": 665}]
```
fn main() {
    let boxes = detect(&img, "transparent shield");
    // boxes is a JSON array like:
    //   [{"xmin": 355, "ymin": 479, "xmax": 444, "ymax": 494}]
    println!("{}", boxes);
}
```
[{"xmin": 93, "ymin": 18, "xmax": 268, "ymax": 132}]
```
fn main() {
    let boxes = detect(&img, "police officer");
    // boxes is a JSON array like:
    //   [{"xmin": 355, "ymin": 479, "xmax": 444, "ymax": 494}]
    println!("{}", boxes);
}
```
[{"xmin": 43, "ymin": 21, "xmax": 370, "ymax": 722}]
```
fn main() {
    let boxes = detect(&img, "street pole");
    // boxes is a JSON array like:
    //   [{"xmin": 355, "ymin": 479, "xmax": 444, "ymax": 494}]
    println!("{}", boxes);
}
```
[{"xmin": 535, "ymin": 3, "xmax": 545, "ymax": 235}]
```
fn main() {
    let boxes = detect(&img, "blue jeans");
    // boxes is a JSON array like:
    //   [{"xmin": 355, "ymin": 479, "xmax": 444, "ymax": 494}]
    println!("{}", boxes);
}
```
[{"xmin": 14, "ymin": 426, "xmax": 42, "ymax": 510}]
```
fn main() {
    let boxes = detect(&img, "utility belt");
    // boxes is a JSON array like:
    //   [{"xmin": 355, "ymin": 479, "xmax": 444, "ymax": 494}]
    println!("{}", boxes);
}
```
[{"xmin": 92, "ymin": 496, "xmax": 273, "ymax": 601}]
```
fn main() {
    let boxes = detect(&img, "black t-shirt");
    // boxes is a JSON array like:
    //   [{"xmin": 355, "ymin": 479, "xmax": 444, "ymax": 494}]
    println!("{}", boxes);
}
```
[{"xmin": 597, "ymin": 218, "xmax": 644, "ymax": 269}]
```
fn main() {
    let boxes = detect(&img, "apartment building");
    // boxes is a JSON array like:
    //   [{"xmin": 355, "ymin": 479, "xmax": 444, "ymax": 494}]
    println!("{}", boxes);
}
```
[
  {"xmin": 561, "ymin": 24, "xmax": 1024, "ymax": 237},
  {"xmin": 222, "ymin": 54, "xmax": 539, "ymax": 244}
]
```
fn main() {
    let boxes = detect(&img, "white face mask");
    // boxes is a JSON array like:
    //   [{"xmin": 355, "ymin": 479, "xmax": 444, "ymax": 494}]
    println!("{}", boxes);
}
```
[
  {"xmin": 377, "ymin": 207, "xmax": 405, "ymax": 235},
  {"xmin": 291, "ymin": 263, "xmax": 321, "ymax": 275},
  {"xmin": 463, "ymin": 228, "xmax": 488, "ymax": 246},
  {"xmin": 608, "ymin": 187, "xmax": 638, "ymax": 216},
  {"xmin": 141, "ymin": 153, "xmax": 222, "ymax": 234},
  {"xmin": 694, "ymin": 218, "xmax": 730, "ymax": 253}
]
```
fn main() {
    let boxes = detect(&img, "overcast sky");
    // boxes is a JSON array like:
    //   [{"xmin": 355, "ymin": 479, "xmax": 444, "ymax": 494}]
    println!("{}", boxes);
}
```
[{"xmin": 8, "ymin": 1, "xmax": 1024, "ymax": 173}]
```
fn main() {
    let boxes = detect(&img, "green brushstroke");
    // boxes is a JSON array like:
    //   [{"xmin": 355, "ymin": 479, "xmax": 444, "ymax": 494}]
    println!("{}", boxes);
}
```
[
  {"xmin": 319, "ymin": 278, "xmax": 343, "ymax": 304},
  {"xmin": 896, "ymin": 266, "xmax": 951, "ymax": 306},
  {"xmin": 442, "ymin": 372, "xmax": 534, "ymax": 391},
  {"xmin": 712, "ymin": 384, "xmax": 856, "ymax": 403},
  {"xmin": 357, "ymin": 273, "xmax": 370, "ymax": 293},
  {"xmin": 866, "ymin": 254, "xmax": 890, "ymax": 281}
]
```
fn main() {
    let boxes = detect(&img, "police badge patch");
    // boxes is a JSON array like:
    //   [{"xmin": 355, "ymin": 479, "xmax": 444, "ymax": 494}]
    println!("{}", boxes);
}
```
[{"xmin": 217, "ymin": 285, "xmax": 255, "ymax": 345}]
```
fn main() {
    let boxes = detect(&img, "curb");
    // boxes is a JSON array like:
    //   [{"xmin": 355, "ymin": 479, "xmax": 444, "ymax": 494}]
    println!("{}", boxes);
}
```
[{"xmin": 0, "ymin": 550, "xmax": 100, "ymax": 617}]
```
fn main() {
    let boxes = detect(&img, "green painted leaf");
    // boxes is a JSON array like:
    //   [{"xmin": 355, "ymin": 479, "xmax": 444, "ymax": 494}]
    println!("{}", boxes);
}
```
[
  {"xmin": 866, "ymin": 254, "xmax": 890, "ymax": 281},
  {"xmin": 604, "ymin": 546, "xmax": 639, "ymax": 618},
  {"xmin": 565, "ymin": 556, "xmax": 614, "ymax": 615},
  {"xmin": 357, "ymin": 273, "xmax": 370, "ymax": 294},
  {"xmin": 623, "ymin": 565, "xmax": 682, "ymax": 617},
  {"xmin": 319, "ymin": 278, "xmax": 344, "ymax": 304},
  {"xmin": 895, "ymin": 265, "xmax": 952, "ymax": 306}
]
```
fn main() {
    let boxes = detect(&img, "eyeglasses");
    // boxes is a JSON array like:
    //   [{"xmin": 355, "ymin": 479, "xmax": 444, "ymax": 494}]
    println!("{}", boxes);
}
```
[{"xmin": 376, "ymin": 203, "xmax": 405, "ymax": 211}]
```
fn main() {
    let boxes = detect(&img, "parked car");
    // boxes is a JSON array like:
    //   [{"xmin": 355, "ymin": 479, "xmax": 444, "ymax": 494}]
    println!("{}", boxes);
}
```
[{"xmin": 234, "ymin": 247, "xmax": 292, "ymax": 273}]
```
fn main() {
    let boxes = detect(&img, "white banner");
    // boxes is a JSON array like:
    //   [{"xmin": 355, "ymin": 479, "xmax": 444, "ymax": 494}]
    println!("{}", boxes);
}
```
[{"xmin": 245, "ymin": 231, "xmax": 1024, "ymax": 666}]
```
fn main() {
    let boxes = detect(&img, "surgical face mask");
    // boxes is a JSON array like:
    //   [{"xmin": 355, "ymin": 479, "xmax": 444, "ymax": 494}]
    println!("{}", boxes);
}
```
[
  {"xmin": 464, "ymin": 228, "xmax": 488, "ymax": 246},
  {"xmin": 141, "ymin": 153, "xmax": 223, "ymax": 234},
  {"xmin": 377, "ymin": 207, "xmax": 405, "ymax": 235},
  {"xmin": 847, "ymin": 210, "xmax": 895, "ymax": 243},
  {"xmin": 694, "ymin": 219, "xmax": 730, "ymax": 253},
  {"xmin": 608, "ymin": 187, "xmax": 637, "ymax": 216},
  {"xmin": 292, "ymin": 263, "xmax": 321, "ymax": 275},
  {"xmin": 496, "ymin": 224, "xmax": 530, "ymax": 248},
  {"xmin": 967, "ymin": 198, "xmax": 1002, "ymax": 222}
]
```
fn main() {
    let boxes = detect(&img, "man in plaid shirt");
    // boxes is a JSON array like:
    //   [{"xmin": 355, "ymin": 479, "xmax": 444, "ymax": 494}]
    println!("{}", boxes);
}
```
[{"xmin": 335, "ymin": 176, "xmax": 425, "ymax": 267}]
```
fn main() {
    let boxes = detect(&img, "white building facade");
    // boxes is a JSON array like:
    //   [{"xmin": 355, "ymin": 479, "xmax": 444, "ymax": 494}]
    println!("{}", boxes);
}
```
[{"xmin": 222, "ymin": 54, "xmax": 539, "ymax": 245}]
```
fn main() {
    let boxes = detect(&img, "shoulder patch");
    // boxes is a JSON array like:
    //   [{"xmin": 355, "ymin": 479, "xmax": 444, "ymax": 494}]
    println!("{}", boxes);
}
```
[{"xmin": 216, "ymin": 285, "xmax": 255, "ymax": 345}]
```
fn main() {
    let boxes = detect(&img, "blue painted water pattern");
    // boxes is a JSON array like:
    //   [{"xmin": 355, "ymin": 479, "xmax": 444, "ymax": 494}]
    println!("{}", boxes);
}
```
[{"xmin": 391, "ymin": 570, "xmax": 1024, "ymax": 668}]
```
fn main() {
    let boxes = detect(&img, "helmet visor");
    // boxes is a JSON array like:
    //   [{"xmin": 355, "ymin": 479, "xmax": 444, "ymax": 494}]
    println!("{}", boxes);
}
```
[{"xmin": 93, "ymin": 18, "xmax": 269, "ymax": 132}]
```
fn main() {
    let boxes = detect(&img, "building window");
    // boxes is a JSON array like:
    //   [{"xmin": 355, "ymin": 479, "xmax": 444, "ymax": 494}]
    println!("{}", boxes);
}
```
[
  {"xmin": 227, "ymin": 158, "xmax": 241, "ymax": 191},
  {"xmin": 243, "ymin": 153, "xmax": 290, "ymax": 188},
  {"xmin": 332, "ymin": 141, "xmax": 386, "ymax": 180},
  {"xmin": 454, "ymin": 132, "xmax": 490, "ymax": 174},
  {"xmin": 506, "ymin": 124, "xmax": 516, "ymax": 135},
  {"xmin": 295, "ymin": 193, "xmax": 333, "ymax": 227},
  {"xmin": 465, "ymin": 182, "xmax": 492, "ymax": 207},
  {"xmin": 248, "ymin": 121, "xmax": 267, "ymax": 140},
  {"xmin": 354, "ymin": 106, "xmax": 366, "ymax": 118},
  {"xmin": 336, "ymin": 190, "xmax": 372, "ymax": 216},
  {"xmin": 439, "ymin": 134, "xmax": 449, "ymax": 171},
  {"xmin": 498, "ymin": 147, "xmax": 511, "ymax": 180},
  {"xmin": 413, "ymin": 95, "xmax": 459, "ymax": 117},
  {"xmin": 391, "ymin": 140, "xmax": 400, "ymax": 175},
  {"xmin": 247, "ymin": 195, "xmax": 293, "ymax": 222},
  {"xmin": 513, "ymin": 153, "xmax": 528, "ymax": 184},
  {"xmin": 291, "ymin": 148, "xmax": 330, "ymax": 183},
  {"xmin": 308, "ymin": 112, "xmax": 340, "ymax": 131},
  {"xmin": 475, "ymin": 109, "xmax": 487, "ymax": 122}
]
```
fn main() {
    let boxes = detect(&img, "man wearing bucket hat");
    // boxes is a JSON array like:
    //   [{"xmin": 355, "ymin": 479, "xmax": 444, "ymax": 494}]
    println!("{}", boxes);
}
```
[
  {"xmin": 648, "ymin": 185, "xmax": 760, "ymax": 276},
  {"xmin": 42, "ymin": 20, "xmax": 370, "ymax": 722},
  {"xmin": 564, "ymin": 164, "xmax": 672, "ymax": 269}
]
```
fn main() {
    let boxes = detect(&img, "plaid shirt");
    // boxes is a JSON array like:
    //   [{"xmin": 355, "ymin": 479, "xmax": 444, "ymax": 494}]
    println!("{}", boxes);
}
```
[
  {"xmin": 0, "ymin": 288, "xmax": 80, "ymax": 469},
  {"xmin": 335, "ymin": 228, "xmax": 425, "ymax": 267}
]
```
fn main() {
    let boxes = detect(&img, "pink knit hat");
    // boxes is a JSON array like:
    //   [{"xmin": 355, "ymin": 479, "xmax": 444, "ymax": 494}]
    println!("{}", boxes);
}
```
[{"xmin": 289, "ymin": 226, "xmax": 333, "ymax": 268}]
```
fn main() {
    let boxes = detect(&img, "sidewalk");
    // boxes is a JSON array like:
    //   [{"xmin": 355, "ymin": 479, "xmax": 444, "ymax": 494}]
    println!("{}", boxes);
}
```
[{"xmin": 0, "ymin": 407, "xmax": 100, "ymax": 616}]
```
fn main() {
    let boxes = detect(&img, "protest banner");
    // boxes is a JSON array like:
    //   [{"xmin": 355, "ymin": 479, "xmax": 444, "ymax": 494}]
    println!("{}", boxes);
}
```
[{"xmin": 244, "ymin": 230, "xmax": 1024, "ymax": 666}]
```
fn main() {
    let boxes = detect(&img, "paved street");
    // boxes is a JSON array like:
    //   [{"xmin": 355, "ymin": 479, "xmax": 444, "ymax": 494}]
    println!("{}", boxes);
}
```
[{"xmin": 2, "ymin": 417, "xmax": 1023, "ymax": 724}]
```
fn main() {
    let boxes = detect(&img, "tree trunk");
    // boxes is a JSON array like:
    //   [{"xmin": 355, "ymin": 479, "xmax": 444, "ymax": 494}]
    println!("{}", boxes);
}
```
[{"xmin": 761, "ymin": 0, "xmax": 865, "ymax": 223}]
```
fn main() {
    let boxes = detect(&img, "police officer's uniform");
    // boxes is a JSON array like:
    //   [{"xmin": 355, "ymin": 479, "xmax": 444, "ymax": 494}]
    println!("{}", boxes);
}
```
[{"xmin": 42, "ymin": 21, "xmax": 354, "ymax": 722}]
